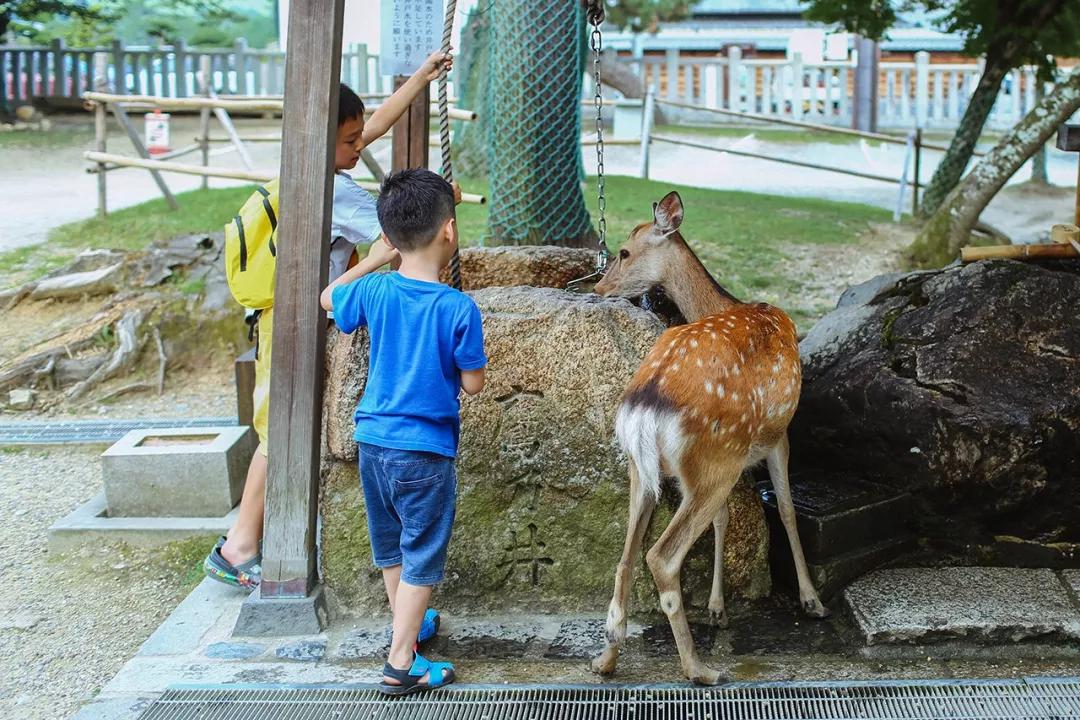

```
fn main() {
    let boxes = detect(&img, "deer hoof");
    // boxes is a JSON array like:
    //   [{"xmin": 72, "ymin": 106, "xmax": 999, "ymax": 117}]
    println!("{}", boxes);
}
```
[
  {"xmin": 688, "ymin": 664, "xmax": 726, "ymax": 686},
  {"xmin": 708, "ymin": 607, "xmax": 729, "ymax": 629},
  {"xmin": 591, "ymin": 648, "xmax": 618, "ymax": 676},
  {"xmin": 802, "ymin": 598, "xmax": 831, "ymax": 619}
]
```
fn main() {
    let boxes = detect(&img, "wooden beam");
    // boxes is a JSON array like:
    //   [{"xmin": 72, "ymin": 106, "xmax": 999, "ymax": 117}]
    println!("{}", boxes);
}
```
[
  {"xmin": 391, "ymin": 75, "xmax": 431, "ymax": 172},
  {"xmin": 260, "ymin": 0, "xmax": 346, "ymax": 600},
  {"xmin": 108, "ymin": 103, "xmax": 180, "ymax": 210}
]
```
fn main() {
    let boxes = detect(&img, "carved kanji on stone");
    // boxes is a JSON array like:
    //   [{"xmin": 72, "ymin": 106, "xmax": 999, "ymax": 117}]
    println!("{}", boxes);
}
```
[{"xmin": 497, "ymin": 523, "xmax": 554, "ymax": 587}]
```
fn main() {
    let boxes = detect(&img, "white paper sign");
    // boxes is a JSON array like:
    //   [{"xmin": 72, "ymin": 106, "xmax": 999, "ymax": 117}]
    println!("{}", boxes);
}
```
[{"xmin": 380, "ymin": 0, "xmax": 443, "ymax": 77}]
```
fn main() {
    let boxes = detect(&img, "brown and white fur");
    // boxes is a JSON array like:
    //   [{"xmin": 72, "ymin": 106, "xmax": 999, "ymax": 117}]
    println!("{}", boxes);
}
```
[{"xmin": 591, "ymin": 191, "xmax": 827, "ymax": 685}]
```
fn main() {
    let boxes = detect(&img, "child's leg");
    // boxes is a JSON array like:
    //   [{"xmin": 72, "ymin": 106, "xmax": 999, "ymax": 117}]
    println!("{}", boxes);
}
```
[
  {"xmin": 221, "ymin": 449, "xmax": 266, "ymax": 565},
  {"xmin": 385, "ymin": 581, "xmax": 434, "ymax": 678},
  {"xmin": 382, "ymin": 565, "xmax": 402, "ymax": 613}
]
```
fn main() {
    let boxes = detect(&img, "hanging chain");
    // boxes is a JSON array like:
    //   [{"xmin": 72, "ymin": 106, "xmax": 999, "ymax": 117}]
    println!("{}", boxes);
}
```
[{"xmin": 588, "ymin": 0, "xmax": 609, "ymax": 272}]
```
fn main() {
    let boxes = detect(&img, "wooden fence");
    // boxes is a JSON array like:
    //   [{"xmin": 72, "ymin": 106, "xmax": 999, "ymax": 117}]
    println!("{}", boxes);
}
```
[
  {"xmin": 0, "ymin": 39, "xmax": 396, "ymax": 107},
  {"xmin": 1, "ymin": 38, "xmax": 1048, "ymax": 131}
]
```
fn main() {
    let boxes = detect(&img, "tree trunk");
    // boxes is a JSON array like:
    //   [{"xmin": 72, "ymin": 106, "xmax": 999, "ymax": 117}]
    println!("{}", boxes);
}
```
[
  {"xmin": 486, "ymin": 0, "xmax": 595, "ymax": 247},
  {"xmin": 908, "ymin": 67, "xmax": 1080, "ymax": 267},
  {"xmin": 918, "ymin": 58, "xmax": 1009, "ymax": 217},
  {"xmin": 599, "ymin": 49, "xmax": 666, "ymax": 126}
]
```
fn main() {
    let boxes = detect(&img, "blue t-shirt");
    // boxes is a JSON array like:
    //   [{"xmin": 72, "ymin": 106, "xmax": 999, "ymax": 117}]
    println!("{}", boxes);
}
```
[{"xmin": 331, "ymin": 272, "xmax": 487, "ymax": 457}]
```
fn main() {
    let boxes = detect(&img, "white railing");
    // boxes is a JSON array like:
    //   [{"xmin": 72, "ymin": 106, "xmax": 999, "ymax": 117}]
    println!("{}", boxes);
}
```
[
  {"xmin": 1, "ymin": 39, "xmax": 397, "ymax": 105},
  {"xmin": 607, "ymin": 48, "xmax": 1047, "ymax": 131},
  {"xmin": 4, "ymin": 39, "xmax": 1047, "ymax": 132}
]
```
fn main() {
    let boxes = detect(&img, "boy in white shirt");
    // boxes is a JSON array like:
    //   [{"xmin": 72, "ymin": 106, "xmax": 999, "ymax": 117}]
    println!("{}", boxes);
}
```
[{"xmin": 204, "ymin": 50, "xmax": 453, "ymax": 590}]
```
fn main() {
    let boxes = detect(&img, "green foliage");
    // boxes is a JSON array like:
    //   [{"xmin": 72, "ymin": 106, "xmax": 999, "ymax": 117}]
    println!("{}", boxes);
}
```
[
  {"xmin": 604, "ymin": 0, "xmax": 696, "ymax": 33},
  {"xmin": 802, "ymin": 0, "xmax": 1080, "ymax": 74},
  {"xmin": 3, "ymin": 0, "xmax": 274, "ymax": 47}
]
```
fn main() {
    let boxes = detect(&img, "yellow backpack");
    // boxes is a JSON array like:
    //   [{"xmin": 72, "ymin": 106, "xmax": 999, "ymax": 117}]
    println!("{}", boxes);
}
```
[{"xmin": 224, "ymin": 179, "xmax": 279, "ymax": 309}]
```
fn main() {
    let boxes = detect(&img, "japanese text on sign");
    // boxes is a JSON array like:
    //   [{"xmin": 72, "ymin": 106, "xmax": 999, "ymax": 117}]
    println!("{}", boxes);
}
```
[{"xmin": 380, "ymin": 0, "xmax": 443, "ymax": 77}]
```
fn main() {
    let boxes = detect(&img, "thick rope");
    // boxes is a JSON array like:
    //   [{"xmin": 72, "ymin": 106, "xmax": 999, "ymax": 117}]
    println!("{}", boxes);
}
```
[{"xmin": 439, "ymin": 0, "xmax": 462, "ymax": 290}]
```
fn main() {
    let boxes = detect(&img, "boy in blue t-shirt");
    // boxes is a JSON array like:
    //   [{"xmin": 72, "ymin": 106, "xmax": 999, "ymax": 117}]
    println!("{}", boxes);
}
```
[{"xmin": 320, "ymin": 168, "xmax": 486, "ymax": 696}]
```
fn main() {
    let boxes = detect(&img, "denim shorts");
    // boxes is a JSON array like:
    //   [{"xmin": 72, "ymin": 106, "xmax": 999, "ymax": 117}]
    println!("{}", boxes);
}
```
[{"xmin": 358, "ymin": 443, "xmax": 457, "ymax": 586}]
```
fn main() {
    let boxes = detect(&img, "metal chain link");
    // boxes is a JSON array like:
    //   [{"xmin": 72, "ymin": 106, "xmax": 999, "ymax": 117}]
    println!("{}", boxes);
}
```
[{"xmin": 589, "ymin": 3, "xmax": 609, "ymax": 273}]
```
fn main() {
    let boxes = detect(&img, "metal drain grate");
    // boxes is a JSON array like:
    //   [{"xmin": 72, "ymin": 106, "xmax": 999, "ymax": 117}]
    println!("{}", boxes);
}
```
[
  {"xmin": 0, "ymin": 417, "xmax": 236, "ymax": 445},
  {"xmin": 139, "ymin": 680, "xmax": 1080, "ymax": 719}
]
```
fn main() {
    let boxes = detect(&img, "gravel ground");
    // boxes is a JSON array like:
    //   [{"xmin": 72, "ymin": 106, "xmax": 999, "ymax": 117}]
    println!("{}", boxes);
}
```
[{"xmin": 0, "ymin": 447, "xmax": 207, "ymax": 719}]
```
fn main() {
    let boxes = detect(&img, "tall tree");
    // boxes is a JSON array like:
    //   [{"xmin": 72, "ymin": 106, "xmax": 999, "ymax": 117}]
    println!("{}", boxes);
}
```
[
  {"xmin": 908, "ymin": 66, "xmax": 1080, "ymax": 266},
  {"xmin": 802, "ymin": 0, "xmax": 1080, "ymax": 217}
]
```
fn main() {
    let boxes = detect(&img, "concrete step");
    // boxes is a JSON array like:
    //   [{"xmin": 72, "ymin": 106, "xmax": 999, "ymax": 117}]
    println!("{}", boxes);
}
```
[{"xmin": 844, "ymin": 567, "xmax": 1080, "ymax": 647}]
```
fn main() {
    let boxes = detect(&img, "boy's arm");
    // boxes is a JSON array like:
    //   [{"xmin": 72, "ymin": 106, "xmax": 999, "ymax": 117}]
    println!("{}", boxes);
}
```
[
  {"xmin": 461, "ymin": 368, "xmax": 485, "ymax": 396},
  {"xmin": 320, "ymin": 237, "xmax": 399, "ymax": 311},
  {"xmin": 361, "ymin": 51, "xmax": 453, "ymax": 146}
]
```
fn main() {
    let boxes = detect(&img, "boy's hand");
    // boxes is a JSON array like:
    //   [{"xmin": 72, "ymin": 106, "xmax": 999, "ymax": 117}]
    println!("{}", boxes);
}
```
[
  {"xmin": 367, "ymin": 236, "xmax": 399, "ymax": 268},
  {"xmin": 452, "ymin": 181, "xmax": 462, "ymax": 206},
  {"xmin": 418, "ymin": 50, "xmax": 453, "ymax": 82}
]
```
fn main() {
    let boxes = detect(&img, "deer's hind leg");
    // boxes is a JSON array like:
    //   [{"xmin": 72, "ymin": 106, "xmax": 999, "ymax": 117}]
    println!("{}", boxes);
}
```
[
  {"xmin": 592, "ymin": 462, "xmax": 657, "ymax": 676},
  {"xmin": 646, "ymin": 460, "xmax": 742, "ymax": 685},
  {"xmin": 707, "ymin": 502, "xmax": 729, "ymax": 628},
  {"xmin": 767, "ymin": 433, "xmax": 828, "ymax": 618}
]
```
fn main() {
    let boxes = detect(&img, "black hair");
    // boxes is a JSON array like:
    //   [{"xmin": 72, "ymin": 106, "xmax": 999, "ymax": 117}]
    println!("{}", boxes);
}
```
[
  {"xmin": 339, "ymin": 83, "xmax": 365, "ymax": 126},
  {"xmin": 376, "ymin": 169, "xmax": 456, "ymax": 252}
]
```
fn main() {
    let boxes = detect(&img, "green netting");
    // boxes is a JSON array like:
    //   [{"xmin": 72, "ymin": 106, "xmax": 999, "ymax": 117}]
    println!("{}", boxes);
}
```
[{"xmin": 482, "ymin": 0, "xmax": 595, "ymax": 246}]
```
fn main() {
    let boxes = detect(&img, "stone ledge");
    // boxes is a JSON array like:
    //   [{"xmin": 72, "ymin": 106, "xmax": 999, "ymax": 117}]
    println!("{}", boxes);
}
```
[
  {"xmin": 844, "ymin": 567, "xmax": 1080, "ymax": 646},
  {"xmin": 47, "ymin": 492, "xmax": 234, "ymax": 552}
]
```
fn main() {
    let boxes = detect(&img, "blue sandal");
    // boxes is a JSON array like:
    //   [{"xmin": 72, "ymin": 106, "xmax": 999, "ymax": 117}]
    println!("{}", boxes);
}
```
[
  {"xmin": 417, "ymin": 608, "xmax": 440, "ymax": 644},
  {"xmin": 380, "ymin": 652, "xmax": 455, "ymax": 697}
]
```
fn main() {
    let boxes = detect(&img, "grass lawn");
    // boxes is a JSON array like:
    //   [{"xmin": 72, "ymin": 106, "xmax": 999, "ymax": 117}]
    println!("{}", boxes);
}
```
[{"xmin": 2, "ymin": 174, "xmax": 891, "ymax": 330}]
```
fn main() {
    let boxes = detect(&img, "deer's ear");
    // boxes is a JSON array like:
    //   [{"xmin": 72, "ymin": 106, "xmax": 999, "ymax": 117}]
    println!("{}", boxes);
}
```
[{"xmin": 653, "ymin": 191, "xmax": 684, "ymax": 233}]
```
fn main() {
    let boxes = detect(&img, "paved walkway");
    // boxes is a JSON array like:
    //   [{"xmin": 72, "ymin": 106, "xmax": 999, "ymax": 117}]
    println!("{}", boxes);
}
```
[{"xmin": 73, "ymin": 569, "xmax": 1080, "ymax": 720}]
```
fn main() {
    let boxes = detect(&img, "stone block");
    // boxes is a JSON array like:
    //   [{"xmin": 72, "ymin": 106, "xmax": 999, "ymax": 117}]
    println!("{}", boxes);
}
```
[
  {"xmin": 101, "ymin": 426, "xmax": 256, "ymax": 517},
  {"xmin": 321, "ymin": 291, "xmax": 771, "ymax": 616},
  {"xmin": 844, "ymin": 567, "xmax": 1080, "ymax": 646},
  {"xmin": 758, "ymin": 472, "xmax": 914, "ymax": 598},
  {"xmin": 8, "ymin": 388, "xmax": 34, "ymax": 410},
  {"xmin": 233, "ymin": 584, "xmax": 328, "ymax": 637}
]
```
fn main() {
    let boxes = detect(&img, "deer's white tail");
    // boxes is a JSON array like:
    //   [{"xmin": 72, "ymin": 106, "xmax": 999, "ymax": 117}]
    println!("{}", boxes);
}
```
[{"xmin": 615, "ymin": 401, "xmax": 688, "ymax": 501}]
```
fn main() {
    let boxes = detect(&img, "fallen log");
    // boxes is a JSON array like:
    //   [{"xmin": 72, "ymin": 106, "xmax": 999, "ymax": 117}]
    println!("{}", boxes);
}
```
[{"xmin": 66, "ymin": 310, "xmax": 146, "ymax": 400}]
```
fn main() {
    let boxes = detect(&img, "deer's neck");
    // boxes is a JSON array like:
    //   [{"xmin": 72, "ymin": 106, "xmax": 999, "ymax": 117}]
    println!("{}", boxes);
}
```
[{"xmin": 661, "ymin": 239, "xmax": 741, "ymax": 322}]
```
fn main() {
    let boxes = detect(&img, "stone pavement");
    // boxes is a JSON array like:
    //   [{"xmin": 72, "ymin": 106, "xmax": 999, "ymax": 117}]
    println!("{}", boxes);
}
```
[{"xmin": 72, "ymin": 566, "xmax": 1080, "ymax": 720}]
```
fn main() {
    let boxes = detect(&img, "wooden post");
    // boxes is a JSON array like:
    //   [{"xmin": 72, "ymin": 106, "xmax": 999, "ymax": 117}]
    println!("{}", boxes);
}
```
[
  {"xmin": 639, "ymin": 85, "xmax": 655, "ymax": 179},
  {"xmin": 93, "ymin": 53, "xmax": 109, "ymax": 218},
  {"xmin": 391, "ymin": 76, "xmax": 430, "ymax": 171},
  {"xmin": 665, "ymin": 49, "xmax": 679, "ymax": 102},
  {"xmin": 791, "ymin": 51, "xmax": 804, "ymax": 122},
  {"xmin": 912, "ymin": 128, "xmax": 922, "ymax": 216},
  {"xmin": 198, "ymin": 56, "xmax": 212, "ymax": 190},
  {"xmin": 51, "ymin": 39, "xmax": 66, "ymax": 99},
  {"xmin": 232, "ymin": 0, "xmax": 346, "ymax": 635},
  {"xmin": 914, "ymin": 51, "xmax": 929, "ymax": 130},
  {"xmin": 111, "ymin": 40, "xmax": 126, "ymax": 95},
  {"xmin": 727, "ymin": 46, "xmax": 742, "ymax": 113},
  {"xmin": 234, "ymin": 38, "xmax": 249, "ymax": 95},
  {"xmin": 853, "ymin": 36, "xmax": 878, "ymax": 132},
  {"xmin": 1057, "ymin": 124, "xmax": 1080, "ymax": 226},
  {"xmin": 174, "ymin": 39, "xmax": 188, "ymax": 98}
]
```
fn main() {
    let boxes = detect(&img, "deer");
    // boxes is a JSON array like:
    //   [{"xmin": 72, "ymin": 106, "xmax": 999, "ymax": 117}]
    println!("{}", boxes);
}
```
[{"xmin": 590, "ymin": 191, "xmax": 828, "ymax": 685}]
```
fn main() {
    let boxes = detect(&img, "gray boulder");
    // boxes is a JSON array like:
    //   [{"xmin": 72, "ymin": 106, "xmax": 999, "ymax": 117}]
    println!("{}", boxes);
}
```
[{"xmin": 790, "ymin": 259, "xmax": 1080, "ymax": 546}]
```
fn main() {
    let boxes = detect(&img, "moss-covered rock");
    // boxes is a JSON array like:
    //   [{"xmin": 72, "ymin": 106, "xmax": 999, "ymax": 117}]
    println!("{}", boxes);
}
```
[{"xmin": 321, "ymin": 286, "xmax": 771, "ymax": 615}]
